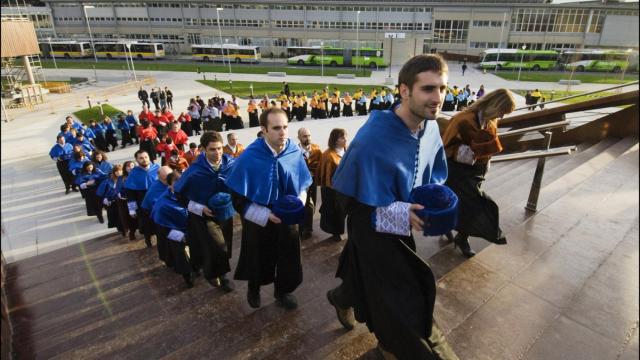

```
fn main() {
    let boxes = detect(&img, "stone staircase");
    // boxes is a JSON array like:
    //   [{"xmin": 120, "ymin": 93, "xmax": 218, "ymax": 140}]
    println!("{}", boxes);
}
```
[{"xmin": 3, "ymin": 136, "xmax": 638, "ymax": 359}]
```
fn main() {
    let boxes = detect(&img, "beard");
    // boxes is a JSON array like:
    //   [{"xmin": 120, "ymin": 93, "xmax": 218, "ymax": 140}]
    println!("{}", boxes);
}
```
[{"xmin": 408, "ymin": 95, "xmax": 441, "ymax": 120}]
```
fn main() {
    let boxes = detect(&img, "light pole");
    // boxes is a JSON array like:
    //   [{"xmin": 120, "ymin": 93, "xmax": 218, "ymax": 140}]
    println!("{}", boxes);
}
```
[
  {"xmin": 517, "ymin": 45, "xmax": 526, "ymax": 81},
  {"xmin": 126, "ymin": 42, "xmax": 137, "ymax": 81},
  {"xmin": 320, "ymin": 41, "xmax": 324, "ymax": 78},
  {"xmin": 215, "ymin": 8, "xmax": 226, "ymax": 74},
  {"xmin": 495, "ymin": 12, "xmax": 506, "ymax": 73},
  {"xmin": 620, "ymin": 48, "xmax": 633, "ymax": 83},
  {"xmin": 47, "ymin": 37, "xmax": 57, "ymax": 69},
  {"xmin": 83, "ymin": 5, "xmax": 98, "ymax": 63},
  {"xmin": 356, "ymin": 10, "xmax": 361, "ymax": 74},
  {"xmin": 225, "ymin": 39, "xmax": 232, "ymax": 76}
]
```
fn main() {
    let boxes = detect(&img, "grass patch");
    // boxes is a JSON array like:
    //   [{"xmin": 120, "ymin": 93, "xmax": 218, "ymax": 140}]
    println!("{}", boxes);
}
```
[
  {"xmin": 73, "ymin": 104, "xmax": 124, "ymax": 125},
  {"xmin": 493, "ymin": 71, "xmax": 638, "ymax": 84},
  {"xmin": 41, "ymin": 60, "xmax": 371, "ymax": 77},
  {"xmin": 198, "ymin": 80, "xmax": 388, "ymax": 98},
  {"xmin": 512, "ymin": 89, "xmax": 617, "ymax": 105}
]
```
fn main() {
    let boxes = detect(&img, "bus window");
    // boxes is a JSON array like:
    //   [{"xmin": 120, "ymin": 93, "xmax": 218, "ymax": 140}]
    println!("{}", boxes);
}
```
[{"xmin": 156, "ymin": 44, "xmax": 164, "ymax": 51}]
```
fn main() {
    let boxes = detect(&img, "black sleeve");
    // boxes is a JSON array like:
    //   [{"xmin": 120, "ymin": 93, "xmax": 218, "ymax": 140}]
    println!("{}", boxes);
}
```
[{"xmin": 231, "ymin": 191, "xmax": 251, "ymax": 216}]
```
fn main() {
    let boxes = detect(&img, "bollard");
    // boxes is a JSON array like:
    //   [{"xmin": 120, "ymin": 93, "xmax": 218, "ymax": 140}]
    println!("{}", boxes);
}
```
[{"xmin": 87, "ymin": 96, "xmax": 92, "ymax": 108}]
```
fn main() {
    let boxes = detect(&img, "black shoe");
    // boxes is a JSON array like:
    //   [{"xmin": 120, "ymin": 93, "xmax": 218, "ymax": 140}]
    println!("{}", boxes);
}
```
[
  {"xmin": 326, "ymin": 289, "xmax": 355, "ymax": 330},
  {"xmin": 192, "ymin": 269, "xmax": 202, "ymax": 278},
  {"xmin": 301, "ymin": 230, "xmax": 312, "ymax": 240},
  {"xmin": 144, "ymin": 236, "xmax": 152, "ymax": 248},
  {"xmin": 65, "ymin": 189, "xmax": 70, "ymax": 195},
  {"xmin": 97, "ymin": 215, "xmax": 104, "ymax": 224},
  {"xmin": 183, "ymin": 273, "xmax": 194, "ymax": 288},
  {"xmin": 247, "ymin": 285, "xmax": 261, "ymax": 308},
  {"xmin": 206, "ymin": 277, "xmax": 221, "ymax": 287},
  {"xmin": 219, "ymin": 275, "xmax": 235, "ymax": 293},
  {"xmin": 275, "ymin": 291, "xmax": 298, "ymax": 310},
  {"xmin": 453, "ymin": 234, "xmax": 476, "ymax": 258},
  {"xmin": 443, "ymin": 231, "xmax": 455, "ymax": 243},
  {"xmin": 332, "ymin": 234, "xmax": 343, "ymax": 242},
  {"xmin": 129, "ymin": 231, "xmax": 136, "ymax": 241},
  {"xmin": 72, "ymin": 187, "xmax": 79, "ymax": 192}
]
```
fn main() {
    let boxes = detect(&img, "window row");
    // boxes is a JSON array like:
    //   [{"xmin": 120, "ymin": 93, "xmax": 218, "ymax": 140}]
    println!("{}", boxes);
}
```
[
  {"xmin": 472, "ymin": 20, "xmax": 505, "ymax": 27},
  {"xmin": 470, "ymin": 42, "xmax": 500, "ymax": 49},
  {"xmin": 64, "ymin": 3, "xmax": 432, "ymax": 12},
  {"xmin": 433, "ymin": 20, "xmax": 469, "ymax": 43},
  {"xmin": 511, "ymin": 8, "xmax": 638, "ymax": 33}
]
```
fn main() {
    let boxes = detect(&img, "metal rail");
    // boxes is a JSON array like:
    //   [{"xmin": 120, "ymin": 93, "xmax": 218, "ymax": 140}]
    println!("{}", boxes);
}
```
[{"xmin": 498, "ymin": 120, "xmax": 570, "ymax": 138}]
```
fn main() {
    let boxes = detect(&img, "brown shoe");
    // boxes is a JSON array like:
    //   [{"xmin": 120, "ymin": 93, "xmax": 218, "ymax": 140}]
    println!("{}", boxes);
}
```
[{"xmin": 326, "ymin": 290, "xmax": 355, "ymax": 330}]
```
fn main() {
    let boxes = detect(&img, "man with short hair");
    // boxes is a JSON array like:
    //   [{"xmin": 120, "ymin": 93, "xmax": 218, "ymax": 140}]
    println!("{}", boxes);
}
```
[
  {"xmin": 225, "ymin": 108, "xmax": 312, "ymax": 310},
  {"xmin": 138, "ymin": 87, "xmax": 150, "ymax": 108},
  {"xmin": 125, "ymin": 150, "xmax": 160, "ymax": 243},
  {"xmin": 184, "ymin": 142, "xmax": 200, "ymax": 165},
  {"xmin": 141, "ymin": 166, "xmax": 173, "ymax": 249},
  {"xmin": 49, "ymin": 134, "xmax": 75, "ymax": 194},
  {"xmin": 297, "ymin": 127, "xmax": 322, "ymax": 240},
  {"xmin": 223, "ymin": 133, "xmax": 244, "ymax": 158},
  {"xmin": 175, "ymin": 131, "xmax": 236, "ymax": 291},
  {"xmin": 326, "ymin": 54, "xmax": 458, "ymax": 359},
  {"xmin": 167, "ymin": 121, "xmax": 189, "ymax": 151}
]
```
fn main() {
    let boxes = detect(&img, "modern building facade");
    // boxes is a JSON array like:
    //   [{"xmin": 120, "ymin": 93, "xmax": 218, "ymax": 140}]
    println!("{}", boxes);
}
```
[{"xmin": 10, "ymin": 0, "xmax": 640, "ymax": 63}]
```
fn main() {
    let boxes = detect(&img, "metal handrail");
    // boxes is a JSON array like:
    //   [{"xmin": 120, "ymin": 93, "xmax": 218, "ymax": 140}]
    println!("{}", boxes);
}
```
[
  {"xmin": 513, "ymin": 80, "xmax": 639, "ymax": 112},
  {"xmin": 498, "ymin": 120, "xmax": 570, "ymax": 137},
  {"xmin": 491, "ymin": 145, "xmax": 576, "ymax": 162}
]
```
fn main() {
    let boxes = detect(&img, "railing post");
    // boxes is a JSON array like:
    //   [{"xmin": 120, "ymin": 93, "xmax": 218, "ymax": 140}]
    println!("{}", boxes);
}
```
[{"xmin": 526, "ymin": 131, "xmax": 552, "ymax": 212}]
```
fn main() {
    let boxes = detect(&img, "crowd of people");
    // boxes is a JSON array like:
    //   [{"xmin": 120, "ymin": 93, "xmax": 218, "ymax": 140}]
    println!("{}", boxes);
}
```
[{"xmin": 48, "ymin": 53, "xmax": 520, "ymax": 359}]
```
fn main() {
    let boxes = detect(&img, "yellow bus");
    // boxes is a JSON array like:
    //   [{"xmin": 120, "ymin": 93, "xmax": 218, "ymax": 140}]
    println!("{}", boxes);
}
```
[
  {"xmin": 39, "ymin": 41, "xmax": 93, "ymax": 59},
  {"xmin": 191, "ymin": 44, "xmax": 261, "ymax": 64},
  {"xmin": 94, "ymin": 42, "xmax": 165, "ymax": 60}
]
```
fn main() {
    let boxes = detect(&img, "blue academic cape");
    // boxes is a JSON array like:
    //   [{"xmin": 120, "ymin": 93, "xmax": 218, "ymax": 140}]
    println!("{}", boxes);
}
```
[
  {"xmin": 83, "ymin": 127, "xmax": 96, "ymax": 140},
  {"xmin": 96, "ymin": 177, "xmax": 124, "ymax": 201},
  {"xmin": 141, "ymin": 179, "xmax": 167, "ymax": 210},
  {"xmin": 90, "ymin": 124, "xmax": 105, "ymax": 136},
  {"xmin": 174, "ymin": 152, "xmax": 235, "ymax": 205},
  {"xmin": 58, "ymin": 131, "xmax": 75, "ymax": 144},
  {"xmin": 68, "ymin": 157, "xmax": 87, "ymax": 175},
  {"xmin": 124, "ymin": 163, "xmax": 160, "ymax": 191},
  {"xmin": 332, "ymin": 108, "xmax": 448, "ymax": 207},
  {"xmin": 152, "ymin": 189, "xmax": 188, "ymax": 232},
  {"xmin": 74, "ymin": 139, "xmax": 95, "ymax": 154},
  {"xmin": 75, "ymin": 168, "xmax": 107, "ymax": 186},
  {"xmin": 95, "ymin": 160, "xmax": 113, "ymax": 176},
  {"xmin": 49, "ymin": 143, "xmax": 73, "ymax": 161},
  {"xmin": 117, "ymin": 120, "xmax": 131, "ymax": 131},
  {"xmin": 125, "ymin": 114, "xmax": 138, "ymax": 127},
  {"xmin": 224, "ymin": 138, "xmax": 312, "ymax": 207}
]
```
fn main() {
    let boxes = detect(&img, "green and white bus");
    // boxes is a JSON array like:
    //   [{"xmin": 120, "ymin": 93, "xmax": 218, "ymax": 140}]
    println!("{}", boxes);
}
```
[
  {"xmin": 191, "ymin": 44, "xmax": 261, "ymax": 63},
  {"xmin": 479, "ymin": 49, "xmax": 559, "ymax": 71},
  {"xmin": 286, "ymin": 46, "xmax": 386, "ymax": 68},
  {"xmin": 560, "ymin": 49, "xmax": 637, "ymax": 72}
]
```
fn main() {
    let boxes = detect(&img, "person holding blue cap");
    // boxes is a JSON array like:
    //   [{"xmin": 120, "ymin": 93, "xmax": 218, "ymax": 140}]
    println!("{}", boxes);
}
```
[
  {"xmin": 326, "ymin": 54, "xmax": 458, "ymax": 359},
  {"xmin": 225, "ymin": 107, "xmax": 312, "ymax": 310},
  {"xmin": 174, "ymin": 131, "xmax": 236, "ymax": 292}
]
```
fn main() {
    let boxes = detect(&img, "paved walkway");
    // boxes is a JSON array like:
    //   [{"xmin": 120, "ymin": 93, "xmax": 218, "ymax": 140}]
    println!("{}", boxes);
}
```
[{"xmin": 0, "ymin": 62, "xmax": 635, "ymax": 262}]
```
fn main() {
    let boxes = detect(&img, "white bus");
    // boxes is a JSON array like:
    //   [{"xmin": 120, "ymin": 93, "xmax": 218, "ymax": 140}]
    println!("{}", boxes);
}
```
[
  {"xmin": 191, "ymin": 44, "xmax": 261, "ymax": 64},
  {"xmin": 560, "ymin": 49, "xmax": 638, "ymax": 72},
  {"xmin": 39, "ymin": 41, "xmax": 93, "ymax": 59},
  {"xmin": 94, "ymin": 42, "xmax": 165, "ymax": 60}
]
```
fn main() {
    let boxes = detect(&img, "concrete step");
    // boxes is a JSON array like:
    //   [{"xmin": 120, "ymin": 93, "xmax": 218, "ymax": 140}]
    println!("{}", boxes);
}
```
[{"xmin": 434, "ymin": 140, "xmax": 639, "ymax": 360}]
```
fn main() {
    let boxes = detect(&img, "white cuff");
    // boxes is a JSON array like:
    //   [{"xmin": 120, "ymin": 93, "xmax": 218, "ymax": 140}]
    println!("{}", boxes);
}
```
[
  {"xmin": 103, "ymin": 198, "xmax": 111, "ymax": 206},
  {"xmin": 374, "ymin": 201, "xmax": 412, "ymax": 236},
  {"xmin": 298, "ymin": 190, "xmax": 307, "ymax": 206},
  {"xmin": 167, "ymin": 229, "xmax": 185, "ymax": 242},
  {"xmin": 244, "ymin": 203, "xmax": 271, "ymax": 227},
  {"xmin": 80, "ymin": 183, "xmax": 88, "ymax": 190},
  {"xmin": 187, "ymin": 200, "xmax": 205, "ymax": 216},
  {"xmin": 128, "ymin": 201, "xmax": 138, "ymax": 213}
]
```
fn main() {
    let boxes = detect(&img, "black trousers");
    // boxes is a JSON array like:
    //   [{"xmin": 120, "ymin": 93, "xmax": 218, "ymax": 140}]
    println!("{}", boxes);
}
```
[
  {"xmin": 319, "ymin": 187, "xmax": 345, "ymax": 236},
  {"xmin": 56, "ymin": 160, "xmax": 74, "ymax": 190},
  {"xmin": 157, "ymin": 226, "xmax": 193, "ymax": 275},
  {"xmin": 249, "ymin": 111, "xmax": 259, "ymax": 127},
  {"xmin": 234, "ymin": 219, "xmax": 302, "ymax": 294},
  {"xmin": 187, "ymin": 214, "xmax": 233, "ymax": 280},
  {"xmin": 140, "ymin": 99, "xmax": 150, "ymax": 108}
]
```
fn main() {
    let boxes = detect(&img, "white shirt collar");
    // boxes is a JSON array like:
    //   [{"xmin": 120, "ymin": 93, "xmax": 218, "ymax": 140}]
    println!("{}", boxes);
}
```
[
  {"xmin": 205, "ymin": 156, "xmax": 221, "ymax": 169},
  {"xmin": 228, "ymin": 144, "xmax": 237, "ymax": 153},
  {"xmin": 265, "ymin": 139, "xmax": 287, "ymax": 156}
]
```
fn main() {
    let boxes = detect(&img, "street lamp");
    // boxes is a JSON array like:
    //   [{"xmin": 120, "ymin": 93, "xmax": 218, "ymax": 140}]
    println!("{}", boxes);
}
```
[
  {"xmin": 215, "ymin": 8, "xmax": 226, "ymax": 73},
  {"xmin": 517, "ymin": 45, "xmax": 526, "ymax": 81},
  {"xmin": 47, "ymin": 37, "xmax": 57, "ymax": 69},
  {"xmin": 83, "ymin": 5, "xmax": 98, "ymax": 63},
  {"xmin": 620, "ymin": 48, "xmax": 633, "ymax": 83},
  {"xmin": 225, "ymin": 38, "xmax": 232, "ymax": 76},
  {"xmin": 356, "ymin": 11, "xmax": 361, "ymax": 74},
  {"xmin": 320, "ymin": 41, "xmax": 324, "ymax": 78},
  {"xmin": 125, "ymin": 42, "xmax": 137, "ymax": 81}
]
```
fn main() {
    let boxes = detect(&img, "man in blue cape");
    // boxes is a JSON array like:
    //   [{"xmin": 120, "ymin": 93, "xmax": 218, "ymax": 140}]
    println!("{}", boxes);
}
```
[
  {"xmin": 326, "ymin": 55, "xmax": 458, "ymax": 359},
  {"xmin": 125, "ymin": 149, "xmax": 160, "ymax": 245},
  {"xmin": 225, "ymin": 107, "xmax": 312, "ymax": 310},
  {"xmin": 49, "ymin": 134, "xmax": 75, "ymax": 194},
  {"xmin": 140, "ymin": 166, "xmax": 173, "ymax": 249},
  {"xmin": 152, "ymin": 172, "xmax": 195, "ymax": 288},
  {"xmin": 174, "ymin": 131, "xmax": 236, "ymax": 291}
]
